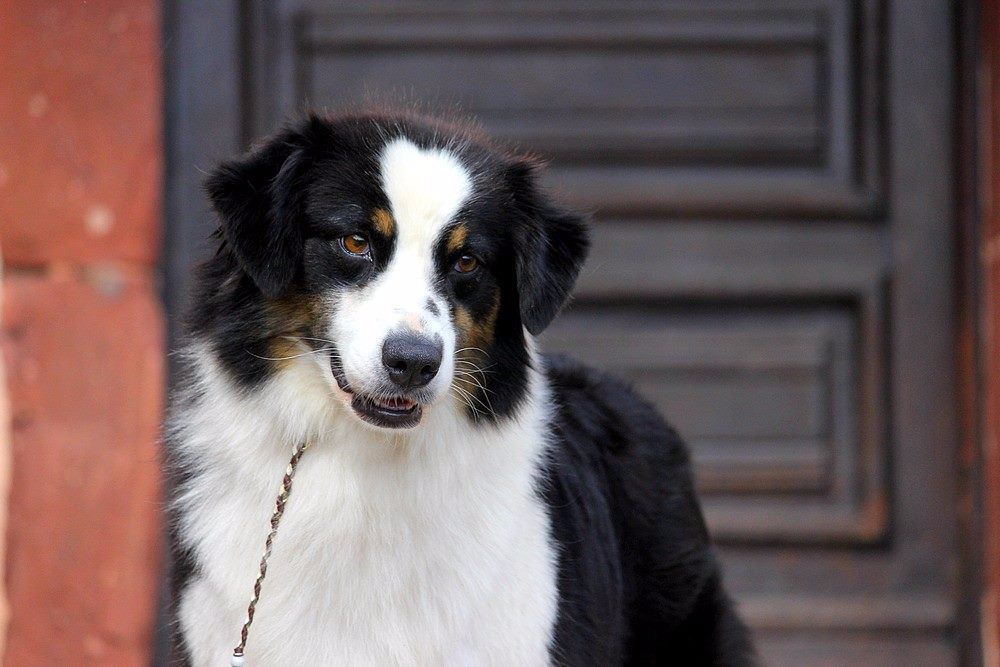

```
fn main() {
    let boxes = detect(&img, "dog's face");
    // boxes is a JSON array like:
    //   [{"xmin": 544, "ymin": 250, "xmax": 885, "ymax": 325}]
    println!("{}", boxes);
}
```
[{"xmin": 200, "ymin": 113, "xmax": 588, "ymax": 430}]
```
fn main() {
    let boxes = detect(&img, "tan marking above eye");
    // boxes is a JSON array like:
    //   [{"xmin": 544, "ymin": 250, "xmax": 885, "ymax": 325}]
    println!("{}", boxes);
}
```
[
  {"xmin": 446, "ymin": 224, "xmax": 469, "ymax": 254},
  {"xmin": 341, "ymin": 233, "xmax": 370, "ymax": 255},
  {"xmin": 371, "ymin": 208, "xmax": 395, "ymax": 237}
]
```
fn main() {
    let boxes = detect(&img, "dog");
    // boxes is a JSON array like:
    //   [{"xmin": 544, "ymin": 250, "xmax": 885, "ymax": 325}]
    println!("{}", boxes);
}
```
[{"xmin": 165, "ymin": 111, "xmax": 755, "ymax": 666}]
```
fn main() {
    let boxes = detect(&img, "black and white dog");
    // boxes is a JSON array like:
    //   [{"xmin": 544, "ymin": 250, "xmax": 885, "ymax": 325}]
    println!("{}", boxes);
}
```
[{"xmin": 166, "ymin": 111, "xmax": 754, "ymax": 665}]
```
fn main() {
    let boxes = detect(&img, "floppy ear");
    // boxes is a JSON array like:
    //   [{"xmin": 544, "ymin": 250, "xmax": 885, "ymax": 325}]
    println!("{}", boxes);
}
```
[
  {"xmin": 204, "ymin": 122, "xmax": 318, "ymax": 298},
  {"xmin": 508, "ymin": 161, "xmax": 590, "ymax": 335}
]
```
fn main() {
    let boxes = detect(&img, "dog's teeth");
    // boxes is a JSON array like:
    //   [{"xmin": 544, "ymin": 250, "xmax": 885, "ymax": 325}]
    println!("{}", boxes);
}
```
[{"xmin": 374, "ymin": 396, "xmax": 414, "ymax": 410}]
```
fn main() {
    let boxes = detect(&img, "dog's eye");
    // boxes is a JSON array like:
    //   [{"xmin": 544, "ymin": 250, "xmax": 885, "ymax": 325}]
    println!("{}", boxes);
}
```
[
  {"xmin": 340, "ymin": 234, "xmax": 370, "ymax": 256},
  {"xmin": 454, "ymin": 255, "xmax": 479, "ymax": 274}
]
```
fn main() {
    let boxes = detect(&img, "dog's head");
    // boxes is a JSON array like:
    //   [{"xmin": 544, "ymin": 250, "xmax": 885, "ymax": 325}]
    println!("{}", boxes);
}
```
[{"xmin": 198, "ymin": 112, "xmax": 588, "ymax": 430}]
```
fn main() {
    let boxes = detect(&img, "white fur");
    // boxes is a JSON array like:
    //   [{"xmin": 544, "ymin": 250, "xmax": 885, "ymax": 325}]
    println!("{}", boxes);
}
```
[{"xmin": 173, "ymin": 139, "xmax": 559, "ymax": 665}]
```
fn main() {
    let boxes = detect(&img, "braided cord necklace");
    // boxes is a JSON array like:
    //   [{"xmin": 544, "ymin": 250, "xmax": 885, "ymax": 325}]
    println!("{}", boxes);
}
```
[{"xmin": 230, "ymin": 440, "xmax": 311, "ymax": 667}]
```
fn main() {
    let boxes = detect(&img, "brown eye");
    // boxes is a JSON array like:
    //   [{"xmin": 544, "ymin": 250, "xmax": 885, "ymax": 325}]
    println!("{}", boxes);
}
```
[
  {"xmin": 340, "ymin": 234, "xmax": 370, "ymax": 256},
  {"xmin": 454, "ymin": 254, "xmax": 479, "ymax": 274}
]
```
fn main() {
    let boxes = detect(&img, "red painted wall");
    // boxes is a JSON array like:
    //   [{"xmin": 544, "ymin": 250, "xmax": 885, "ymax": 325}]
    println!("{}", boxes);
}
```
[{"xmin": 0, "ymin": 2, "xmax": 163, "ymax": 664}]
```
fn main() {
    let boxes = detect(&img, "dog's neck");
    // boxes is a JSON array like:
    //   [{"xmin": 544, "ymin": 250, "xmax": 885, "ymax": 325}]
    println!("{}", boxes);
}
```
[
  {"xmin": 173, "ymin": 340, "xmax": 560, "ymax": 666},
  {"xmin": 174, "ymin": 339, "xmax": 550, "ymax": 492}
]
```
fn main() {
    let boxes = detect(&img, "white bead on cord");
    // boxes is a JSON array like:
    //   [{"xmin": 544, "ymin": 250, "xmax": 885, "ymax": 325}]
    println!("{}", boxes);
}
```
[{"xmin": 230, "ymin": 653, "xmax": 246, "ymax": 667}]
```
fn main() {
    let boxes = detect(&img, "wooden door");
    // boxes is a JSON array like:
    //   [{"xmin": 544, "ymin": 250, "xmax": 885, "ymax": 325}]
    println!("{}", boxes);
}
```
[{"xmin": 164, "ymin": 1, "xmax": 964, "ymax": 662}]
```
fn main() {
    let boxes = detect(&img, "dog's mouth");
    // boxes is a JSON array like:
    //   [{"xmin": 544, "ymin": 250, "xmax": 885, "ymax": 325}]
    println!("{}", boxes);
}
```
[
  {"xmin": 350, "ymin": 393, "xmax": 422, "ymax": 429},
  {"xmin": 332, "ymin": 360, "xmax": 423, "ymax": 429}
]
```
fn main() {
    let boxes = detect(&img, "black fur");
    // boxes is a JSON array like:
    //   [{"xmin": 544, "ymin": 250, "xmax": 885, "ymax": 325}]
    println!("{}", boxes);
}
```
[
  {"xmin": 542, "ymin": 355, "xmax": 755, "ymax": 665},
  {"xmin": 507, "ymin": 162, "xmax": 590, "ymax": 335},
  {"xmin": 205, "ymin": 123, "xmax": 315, "ymax": 299}
]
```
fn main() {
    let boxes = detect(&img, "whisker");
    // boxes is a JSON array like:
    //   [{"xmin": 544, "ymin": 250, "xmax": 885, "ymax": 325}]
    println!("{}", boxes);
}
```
[
  {"xmin": 451, "ymin": 384, "xmax": 487, "ymax": 417},
  {"xmin": 449, "ymin": 387, "xmax": 477, "ymax": 416},
  {"xmin": 452, "ymin": 378, "xmax": 494, "ymax": 416},
  {"xmin": 246, "ymin": 347, "xmax": 338, "ymax": 362},
  {"xmin": 455, "ymin": 377, "xmax": 497, "ymax": 415},
  {"xmin": 454, "ymin": 346, "xmax": 490, "ymax": 357},
  {"xmin": 453, "ymin": 361, "xmax": 497, "ymax": 375},
  {"xmin": 456, "ymin": 372, "xmax": 498, "ymax": 415},
  {"xmin": 452, "ymin": 364, "xmax": 489, "ymax": 374},
  {"xmin": 454, "ymin": 373, "xmax": 497, "ymax": 397},
  {"xmin": 281, "ymin": 335, "xmax": 339, "ymax": 347}
]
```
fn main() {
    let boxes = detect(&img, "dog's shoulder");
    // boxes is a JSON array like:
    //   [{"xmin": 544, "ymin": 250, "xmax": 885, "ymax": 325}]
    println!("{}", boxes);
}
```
[
  {"xmin": 540, "ymin": 353, "xmax": 755, "ymax": 665},
  {"xmin": 541, "ymin": 352, "xmax": 695, "ymax": 494}
]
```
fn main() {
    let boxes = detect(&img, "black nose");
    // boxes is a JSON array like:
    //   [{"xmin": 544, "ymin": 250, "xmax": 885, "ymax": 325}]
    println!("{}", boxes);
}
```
[{"xmin": 382, "ymin": 333, "xmax": 443, "ymax": 389}]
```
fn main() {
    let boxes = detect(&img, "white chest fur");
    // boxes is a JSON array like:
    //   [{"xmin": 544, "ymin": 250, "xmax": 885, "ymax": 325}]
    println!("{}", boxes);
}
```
[{"xmin": 173, "ymin": 349, "xmax": 559, "ymax": 666}]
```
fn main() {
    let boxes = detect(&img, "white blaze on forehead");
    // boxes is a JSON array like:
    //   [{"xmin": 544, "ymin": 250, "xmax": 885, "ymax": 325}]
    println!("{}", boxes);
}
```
[
  {"xmin": 380, "ymin": 138, "xmax": 472, "ymax": 246},
  {"xmin": 330, "ymin": 138, "xmax": 471, "ymax": 399}
]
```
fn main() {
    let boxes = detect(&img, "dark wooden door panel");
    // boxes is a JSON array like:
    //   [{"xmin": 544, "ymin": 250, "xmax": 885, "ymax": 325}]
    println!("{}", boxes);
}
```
[
  {"xmin": 545, "ymin": 303, "xmax": 869, "ymax": 543},
  {"xmin": 550, "ymin": 220, "xmax": 889, "ymax": 551},
  {"xmin": 252, "ymin": 0, "xmax": 882, "ymax": 218},
  {"xmin": 304, "ymin": 15, "xmax": 824, "ymax": 164},
  {"xmin": 166, "ymin": 0, "xmax": 961, "ymax": 663}
]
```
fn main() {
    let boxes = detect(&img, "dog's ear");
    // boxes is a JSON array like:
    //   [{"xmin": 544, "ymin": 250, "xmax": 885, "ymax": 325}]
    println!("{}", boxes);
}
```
[
  {"xmin": 508, "ymin": 160, "xmax": 590, "ymax": 336},
  {"xmin": 205, "ymin": 118, "xmax": 323, "ymax": 298}
]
